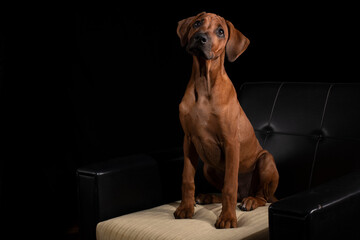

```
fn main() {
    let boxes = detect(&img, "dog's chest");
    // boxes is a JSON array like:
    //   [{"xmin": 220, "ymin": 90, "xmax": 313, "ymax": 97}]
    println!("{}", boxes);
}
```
[
  {"xmin": 180, "ymin": 96, "xmax": 218, "ymax": 134},
  {"xmin": 179, "ymin": 96, "xmax": 224, "ymax": 166}
]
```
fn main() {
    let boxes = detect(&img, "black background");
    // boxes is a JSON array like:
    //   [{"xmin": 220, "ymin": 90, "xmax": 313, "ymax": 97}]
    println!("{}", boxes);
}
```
[{"xmin": 1, "ymin": 2, "xmax": 359, "ymax": 238}]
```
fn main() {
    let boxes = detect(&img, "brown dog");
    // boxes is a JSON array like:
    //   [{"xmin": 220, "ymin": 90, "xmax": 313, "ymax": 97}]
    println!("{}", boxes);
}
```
[{"xmin": 173, "ymin": 12, "xmax": 279, "ymax": 229}]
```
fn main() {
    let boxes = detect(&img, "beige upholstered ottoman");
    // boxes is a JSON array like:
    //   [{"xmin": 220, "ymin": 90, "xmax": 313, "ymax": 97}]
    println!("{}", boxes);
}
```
[{"xmin": 97, "ymin": 201, "xmax": 270, "ymax": 240}]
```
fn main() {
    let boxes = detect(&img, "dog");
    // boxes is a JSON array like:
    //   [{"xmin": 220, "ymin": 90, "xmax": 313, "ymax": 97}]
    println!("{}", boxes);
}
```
[{"xmin": 173, "ymin": 12, "xmax": 279, "ymax": 229}]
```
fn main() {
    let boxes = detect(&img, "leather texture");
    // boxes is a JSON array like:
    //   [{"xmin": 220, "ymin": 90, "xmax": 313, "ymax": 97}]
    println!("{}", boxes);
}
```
[
  {"xmin": 238, "ymin": 82, "xmax": 360, "ymax": 240},
  {"xmin": 269, "ymin": 170, "xmax": 360, "ymax": 240},
  {"xmin": 77, "ymin": 82, "xmax": 360, "ymax": 240},
  {"xmin": 238, "ymin": 82, "xmax": 360, "ymax": 199}
]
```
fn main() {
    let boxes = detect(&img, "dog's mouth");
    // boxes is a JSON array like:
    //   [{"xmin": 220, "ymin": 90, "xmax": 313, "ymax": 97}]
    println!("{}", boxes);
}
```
[{"xmin": 187, "ymin": 45, "xmax": 214, "ymax": 60}]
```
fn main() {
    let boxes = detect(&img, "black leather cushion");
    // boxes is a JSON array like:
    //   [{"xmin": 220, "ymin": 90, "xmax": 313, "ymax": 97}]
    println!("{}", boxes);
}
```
[
  {"xmin": 311, "ymin": 137, "xmax": 360, "ymax": 187},
  {"xmin": 311, "ymin": 84, "xmax": 360, "ymax": 186},
  {"xmin": 321, "ymin": 84, "xmax": 360, "ymax": 138},
  {"xmin": 238, "ymin": 82, "xmax": 360, "ymax": 199},
  {"xmin": 268, "ymin": 83, "xmax": 329, "ymax": 135},
  {"xmin": 264, "ymin": 134, "xmax": 317, "ymax": 197}
]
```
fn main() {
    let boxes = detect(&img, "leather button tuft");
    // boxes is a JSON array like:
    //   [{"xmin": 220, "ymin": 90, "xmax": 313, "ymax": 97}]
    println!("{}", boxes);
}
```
[
  {"xmin": 264, "ymin": 126, "xmax": 273, "ymax": 135},
  {"xmin": 312, "ymin": 130, "xmax": 325, "ymax": 140}
]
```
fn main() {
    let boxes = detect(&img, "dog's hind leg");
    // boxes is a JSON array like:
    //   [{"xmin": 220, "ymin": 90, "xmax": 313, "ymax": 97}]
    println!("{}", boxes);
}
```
[{"xmin": 239, "ymin": 150, "xmax": 279, "ymax": 211}]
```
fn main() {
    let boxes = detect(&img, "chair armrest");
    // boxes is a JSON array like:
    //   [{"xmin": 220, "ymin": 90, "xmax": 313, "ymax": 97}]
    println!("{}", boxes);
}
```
[
  {"xmin": 77, "ymin": 154, "xmax": 162, "ymax": 240},
  {"xmin": 269, "ymin": 170, "xmax": 360, "ymax": 240}
]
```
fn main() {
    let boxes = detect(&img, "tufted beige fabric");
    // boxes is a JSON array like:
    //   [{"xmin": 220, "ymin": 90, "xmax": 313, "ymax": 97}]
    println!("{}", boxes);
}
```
[{"xmin": 97, "ymin": 202, "xmax": 270, "ymax": 240}]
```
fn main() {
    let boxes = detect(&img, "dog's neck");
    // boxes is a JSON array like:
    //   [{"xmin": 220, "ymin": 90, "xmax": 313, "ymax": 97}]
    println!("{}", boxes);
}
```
[{"xmin": 191, "ymin": 53, "xmax": 226, "ymax": 98}]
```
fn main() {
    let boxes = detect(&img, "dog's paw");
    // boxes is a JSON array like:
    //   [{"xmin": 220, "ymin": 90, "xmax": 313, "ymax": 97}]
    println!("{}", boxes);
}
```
[
  {"xmin": 174, "ymin": 204, "xmax": 194, "ymax": 219},
  {"xmin": 215, "ymin": 211, "xmax": 237, "ymax": 229},
  {"xmin": 239, "ymin": 196, "xmax": 266, "ymax": 211}
]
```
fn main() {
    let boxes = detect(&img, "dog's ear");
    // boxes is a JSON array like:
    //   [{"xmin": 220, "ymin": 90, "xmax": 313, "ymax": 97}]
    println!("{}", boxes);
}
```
[
  {"xmin": 177, "ymin": 16, "xmax": 195, "ymax": 47},
  {"xmin": 225, "ymin": 20, "xmax": 250, "ymax": 62},
  {"xmin": 177, "ymin": 12, "xmax": 206, "ymax": 47}
]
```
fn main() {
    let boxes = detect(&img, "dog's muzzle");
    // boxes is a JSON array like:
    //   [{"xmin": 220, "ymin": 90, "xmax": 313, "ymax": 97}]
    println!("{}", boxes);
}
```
[{"xmin": 187, "ymin": 32, "xmax": 214, "ymax": 60}]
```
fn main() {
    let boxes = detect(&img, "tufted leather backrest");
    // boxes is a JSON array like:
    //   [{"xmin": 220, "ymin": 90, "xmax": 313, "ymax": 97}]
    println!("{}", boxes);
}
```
[{"xmin": 238, "ymin": 82, "xmax": 360, "ymax": 199}]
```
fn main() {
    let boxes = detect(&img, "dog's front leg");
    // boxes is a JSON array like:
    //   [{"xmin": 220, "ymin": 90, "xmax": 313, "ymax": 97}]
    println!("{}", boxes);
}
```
[
  {"xmin": 215, "ymin": 141, "xmax": 239, "ymax": 228},
  {"xmin": 174, "ymin": 136, "xmax": 198, "ymax": 219}
]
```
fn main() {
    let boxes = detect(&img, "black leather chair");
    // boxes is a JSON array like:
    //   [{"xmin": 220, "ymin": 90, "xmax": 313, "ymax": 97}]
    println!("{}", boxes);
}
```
[{"xmin": 77, "ymin": 82, "xmax": 360, "ymax": 240}]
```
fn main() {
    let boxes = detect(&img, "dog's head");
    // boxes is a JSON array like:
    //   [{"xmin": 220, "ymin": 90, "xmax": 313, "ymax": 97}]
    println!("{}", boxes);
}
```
[{"xmin": 177, "ymin": 12, "xmax": 250, "ymax": 62}]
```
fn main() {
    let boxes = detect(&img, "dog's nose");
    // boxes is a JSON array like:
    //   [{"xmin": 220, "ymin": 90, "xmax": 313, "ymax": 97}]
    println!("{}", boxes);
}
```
[{"xmin": 194, "ymin": 33, "xmax": 208, "ymax": 45}]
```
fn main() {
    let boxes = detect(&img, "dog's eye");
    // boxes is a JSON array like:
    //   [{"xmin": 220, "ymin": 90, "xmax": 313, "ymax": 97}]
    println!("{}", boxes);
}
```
[
  {"xmin": 193, "ymin": 20, "xmax": 202, "ymax": 28},
  {"xmin": 217, "ymin": 28, "xmax": 225, "ymax": 37}
]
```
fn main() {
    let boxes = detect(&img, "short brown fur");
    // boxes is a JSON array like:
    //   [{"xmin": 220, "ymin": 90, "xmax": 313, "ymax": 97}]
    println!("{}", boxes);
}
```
[{"xmin": 173, "ymin": 12, "xmax": 279, "ymax": 229}]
